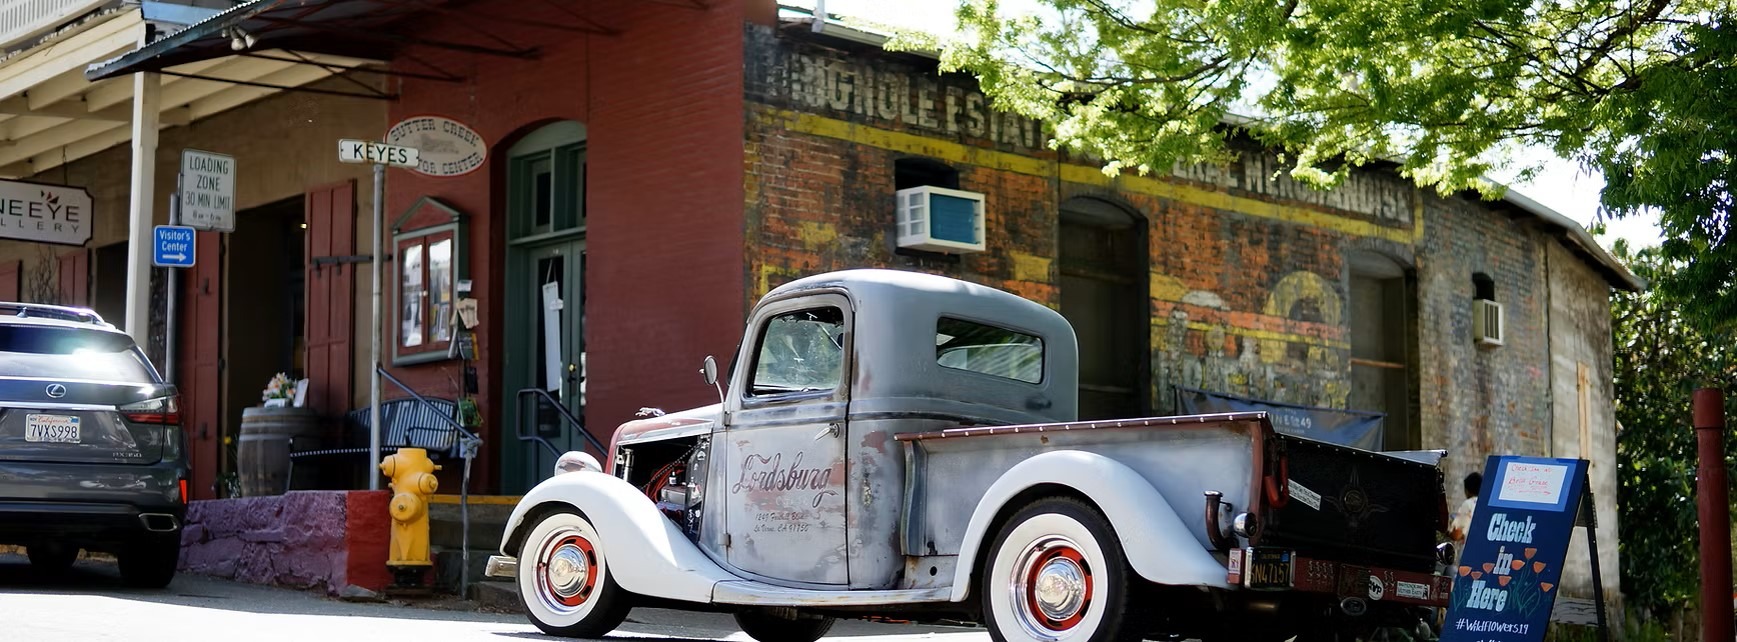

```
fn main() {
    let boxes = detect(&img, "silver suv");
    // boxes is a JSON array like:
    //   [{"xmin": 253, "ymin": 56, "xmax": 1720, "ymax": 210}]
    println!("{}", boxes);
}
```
[{"xmin": 0, "ymin": 303, "xmax": 187, "ymax": 587}]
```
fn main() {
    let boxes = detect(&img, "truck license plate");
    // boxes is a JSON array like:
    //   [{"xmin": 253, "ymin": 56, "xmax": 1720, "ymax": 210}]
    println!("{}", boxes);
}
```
[
  {"xmin": 1245, "ymin": 549, "xmax": 1293, "ymax": 589},
  {"xmin": 24, "ymin": 414, "xmax": 80, "ymax": 443}
]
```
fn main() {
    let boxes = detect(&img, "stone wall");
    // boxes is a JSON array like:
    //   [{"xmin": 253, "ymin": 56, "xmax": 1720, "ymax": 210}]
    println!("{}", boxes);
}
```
[
  {"xmin": 1545, "ymin": 240, "xmax": 1622, "ymax": 603},
  {"xmin": 178, "ymin": 490, "xmax": 390, "ymax": 595}
]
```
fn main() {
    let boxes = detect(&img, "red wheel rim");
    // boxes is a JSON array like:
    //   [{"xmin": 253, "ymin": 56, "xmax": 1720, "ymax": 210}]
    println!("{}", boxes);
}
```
[
  {"xmin": 539, "ymin": 533, "xmax": 599, "ymax": 609},
  {"xmin": 1018, "ymin": 539, "xmax": 1093, "ymax": 634}
]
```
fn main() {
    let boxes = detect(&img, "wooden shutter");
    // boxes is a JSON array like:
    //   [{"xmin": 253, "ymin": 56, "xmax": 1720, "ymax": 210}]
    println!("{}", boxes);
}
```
[
  {"xmin": 0, "ymin": 260, "xmax": 19, "ymax": 301},
  {"xmin": 179, "ymin": 231, "xmax": 223, "ymax": 499},
  {"xmin": 305, "ymin": 181, "xmax": 357, "ymax": 418},
  {"xmin": 57, "ymin": 249, "xmax": 89, "ymax": 306}
]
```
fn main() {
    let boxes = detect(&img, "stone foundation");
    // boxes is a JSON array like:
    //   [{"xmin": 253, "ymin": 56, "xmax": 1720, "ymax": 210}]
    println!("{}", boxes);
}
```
[{"xmin": 179, "ymin": 490, "xmax": 390, "ymax": 595}]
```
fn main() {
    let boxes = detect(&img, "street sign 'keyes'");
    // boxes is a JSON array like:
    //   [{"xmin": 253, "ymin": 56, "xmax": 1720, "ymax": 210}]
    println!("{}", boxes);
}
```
[
  {"xmin": 152, "ymin": 225, "xmax": 195, "ymax": 268},
  {"xmin": 338, "ymin": 140, "xmax": 420, "ymax": 167},
  {"xmin": 181, "ymin": 150, "xmax": 235, "ymax": 232}
]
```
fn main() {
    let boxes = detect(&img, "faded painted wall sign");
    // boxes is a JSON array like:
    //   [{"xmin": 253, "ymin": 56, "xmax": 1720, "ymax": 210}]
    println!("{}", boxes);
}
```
[
  {"xmin": 387, "ymin": 116, "xmax": 487, "ymax": 177},
  {"xmin": 750, "ymin": 36, "xmax": 1048, "ymax": 152},
  {"xmin": 0, "ymin": 180, "xmax": 92, "ymax": 246}
]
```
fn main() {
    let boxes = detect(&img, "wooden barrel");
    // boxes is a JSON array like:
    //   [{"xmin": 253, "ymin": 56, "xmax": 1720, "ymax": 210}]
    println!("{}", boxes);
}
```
[{"xmin": 237, "ymin": 406, "xmax": 322, "ymax": 497}]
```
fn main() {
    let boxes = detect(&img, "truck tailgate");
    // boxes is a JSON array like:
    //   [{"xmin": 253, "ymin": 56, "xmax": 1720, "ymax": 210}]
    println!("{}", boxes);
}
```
[{"xmin": 1259, "ymin": 433, "xmax": 1446, "ymax": 572}]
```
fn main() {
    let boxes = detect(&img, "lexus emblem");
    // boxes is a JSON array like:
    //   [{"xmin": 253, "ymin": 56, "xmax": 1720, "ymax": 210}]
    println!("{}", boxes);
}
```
[{"xmin": 45, "ymin": 384, "xmax": 66, "ymax": 399}]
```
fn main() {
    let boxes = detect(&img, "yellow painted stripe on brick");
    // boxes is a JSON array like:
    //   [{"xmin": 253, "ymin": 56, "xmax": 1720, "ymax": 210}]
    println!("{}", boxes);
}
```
[
  {"xmin": 764, "ymin": 108, "xmax": 1416, "ymax": 245},
  {"xmin": 770, "ymin": 109, "xmax": 1055, "ymax": 177},
  {"xmin": 1172, "ymin": 320, "xmax": 1352, "ymax": 351},
  {"xmin": 430, "ymin": 495, "xmax": 523, "ymax": 505}
]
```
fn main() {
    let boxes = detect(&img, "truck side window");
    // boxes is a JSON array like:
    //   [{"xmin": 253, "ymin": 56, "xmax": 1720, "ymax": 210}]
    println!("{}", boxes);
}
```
[
  {"xmin": 935, "ymin": 317, "xmax": 1044, "ymax": 383},
  {"xmin": 750, "ymin": 307, "xmax": 846, "ymax": 396}
]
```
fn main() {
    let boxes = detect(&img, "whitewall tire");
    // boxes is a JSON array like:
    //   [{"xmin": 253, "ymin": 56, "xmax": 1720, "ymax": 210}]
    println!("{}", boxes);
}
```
[
  {"xmin": 982, "ymin": 497, "xmax": 1146, "ymax": 642},
  {"xmin": 517, "ymin": 510, "xmax": 632, "ymax": 638}
]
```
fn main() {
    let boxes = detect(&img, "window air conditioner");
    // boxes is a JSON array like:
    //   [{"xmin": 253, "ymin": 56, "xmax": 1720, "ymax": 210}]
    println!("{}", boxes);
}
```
[
  {"xmin": 896, "ymin": 186, "xmax": 985, "ymax": 254},
  {"xmin": 1473, "ymin": 298, "xmax": 1504, "ymax": 346}
]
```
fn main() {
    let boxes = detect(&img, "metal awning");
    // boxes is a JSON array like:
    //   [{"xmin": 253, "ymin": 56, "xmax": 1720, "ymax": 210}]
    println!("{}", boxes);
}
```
[
  {"xmin": 85, "ymin": 0, "xmax": 624, "ymax": 86},
  {"xmin": 0, "ymin": 3, "xmax": 381, "ymax": 179}
]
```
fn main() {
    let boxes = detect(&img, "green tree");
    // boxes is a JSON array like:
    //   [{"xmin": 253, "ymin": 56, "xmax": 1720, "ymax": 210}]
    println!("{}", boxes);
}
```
[
  {"xmin": 893, "ymin": 0, "xmax": 1734, "ymax": 327},
  {"xmin": 1609, "ymin": 244, "xmax": 1737, "ymax": 618}
]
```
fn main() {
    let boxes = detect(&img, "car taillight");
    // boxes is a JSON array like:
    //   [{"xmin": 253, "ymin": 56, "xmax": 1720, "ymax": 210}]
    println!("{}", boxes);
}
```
[
  {"xmin": 179, "ymin": 478, "xmax": 188, "ymax": 504},
  {"xmin": 120, "ymin": 396, "xmax": 180, "ymax": 424}
]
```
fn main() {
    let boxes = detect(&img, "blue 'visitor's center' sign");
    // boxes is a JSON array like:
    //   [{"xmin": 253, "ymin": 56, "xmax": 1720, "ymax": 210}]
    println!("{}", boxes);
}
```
[
  {"xmin": 152, "ymin": 225, "xmax": 196, "ymax": 268},
  {"xmin": 1441, "ymin": 456, "xmax": 1589, "ymax": 642}
]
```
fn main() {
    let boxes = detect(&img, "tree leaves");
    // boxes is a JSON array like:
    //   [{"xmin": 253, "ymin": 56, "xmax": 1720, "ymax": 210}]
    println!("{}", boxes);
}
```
[
  {"xmin": 922, "ymin": 0, "xmax": 1735, "ymax": 327},
  {"xmin": 1610, "ymin": 246, "xmax": 1737, "ymax": 616}
]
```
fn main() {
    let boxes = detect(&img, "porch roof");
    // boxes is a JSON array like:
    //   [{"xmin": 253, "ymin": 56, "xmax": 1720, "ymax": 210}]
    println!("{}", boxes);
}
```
[
  {"xmin": 84, "ymin": 0, "xmax": 622, "ymax": 84},
  {"xmin": 0, "ymin": 2, "xmax": 375, "ymax": 179}
]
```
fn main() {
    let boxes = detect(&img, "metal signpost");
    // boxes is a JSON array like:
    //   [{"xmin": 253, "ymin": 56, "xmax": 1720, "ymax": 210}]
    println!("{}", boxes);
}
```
[{"xmin": 338, "ymin": 139, "xmax": 420, "ymax": 490}]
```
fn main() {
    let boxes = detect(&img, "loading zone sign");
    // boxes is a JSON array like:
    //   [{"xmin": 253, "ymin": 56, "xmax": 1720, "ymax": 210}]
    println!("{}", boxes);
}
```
[
  {"xmin": 152, "ymin": 225, "xmax": 195, "ymax": 268},
  {"xmin": 181, "ymin": 149, "xmax": 235, "ymax": 232}
]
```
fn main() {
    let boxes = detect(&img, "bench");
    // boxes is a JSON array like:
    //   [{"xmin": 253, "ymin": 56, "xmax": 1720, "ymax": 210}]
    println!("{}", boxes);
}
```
[{"xmin": 284, "ymin": 397, "xmax": 463, "ymax": 491}]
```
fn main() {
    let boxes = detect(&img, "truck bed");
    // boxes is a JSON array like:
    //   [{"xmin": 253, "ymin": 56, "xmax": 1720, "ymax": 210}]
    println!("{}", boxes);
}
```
[{"xmin": 896, "ymin": 411, "xmax": 1446, "ymax": 578}]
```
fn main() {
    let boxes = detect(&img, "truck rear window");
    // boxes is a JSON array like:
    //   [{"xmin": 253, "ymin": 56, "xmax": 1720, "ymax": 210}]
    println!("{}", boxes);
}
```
[
  {"xmin": 936, "ymin": 317, "xmax": 1043, "ymax": 383},
  {"xmin": 0, "ymin": 325, "xmax": 158, "ymax": 383}
]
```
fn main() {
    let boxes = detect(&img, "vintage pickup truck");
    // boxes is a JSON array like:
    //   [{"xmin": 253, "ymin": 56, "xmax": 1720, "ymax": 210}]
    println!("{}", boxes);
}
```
[{"xmin": 487, "ymin": 269, "xmax": 1455, "ymax": 642}]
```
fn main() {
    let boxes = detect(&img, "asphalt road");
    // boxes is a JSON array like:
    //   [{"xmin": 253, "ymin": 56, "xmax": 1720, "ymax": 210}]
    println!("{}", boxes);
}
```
[{"xmin": 0, "ymin": 553, "xmax": 990, "ymax": 642}]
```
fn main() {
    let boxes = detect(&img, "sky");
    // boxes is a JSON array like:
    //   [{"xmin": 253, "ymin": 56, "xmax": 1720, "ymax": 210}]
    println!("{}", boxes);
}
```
[{"xmin": 787, "ymin": 0, "xmax": 1665, "ymax": 252}]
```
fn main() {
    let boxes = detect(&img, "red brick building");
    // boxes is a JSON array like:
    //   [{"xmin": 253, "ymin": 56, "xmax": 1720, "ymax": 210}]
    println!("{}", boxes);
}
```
[{"xmin": 59, "ymin": 2, "xmax": 1635, "ymax": 601}]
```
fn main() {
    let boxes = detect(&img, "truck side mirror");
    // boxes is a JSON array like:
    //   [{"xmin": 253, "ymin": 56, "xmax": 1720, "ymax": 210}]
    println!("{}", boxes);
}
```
[{"xmin": 702, "ymin": 355, "xmax": 725, "ymax": 407}]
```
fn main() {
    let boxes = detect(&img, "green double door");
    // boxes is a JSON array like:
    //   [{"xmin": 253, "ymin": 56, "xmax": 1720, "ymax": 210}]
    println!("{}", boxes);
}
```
[{"xmin": 505, "ymin": 238, "xmax": 587, "ymax": 493}]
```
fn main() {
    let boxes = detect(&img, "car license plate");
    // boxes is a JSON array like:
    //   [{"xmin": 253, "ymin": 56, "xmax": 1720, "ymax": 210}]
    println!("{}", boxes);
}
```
[
  {"xmin": 1245, "ymin": 548, "xmax": 1293, "ymax": 589},
  {"xmin": 24, "ymin": 414, "xmax": 80, "ymax": 443}
]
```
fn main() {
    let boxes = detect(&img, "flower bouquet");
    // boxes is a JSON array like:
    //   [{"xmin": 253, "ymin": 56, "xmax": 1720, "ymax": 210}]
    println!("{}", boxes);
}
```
[{"xmin": 261, "ymin": 373, "xmax": 294, "ymax": 407}]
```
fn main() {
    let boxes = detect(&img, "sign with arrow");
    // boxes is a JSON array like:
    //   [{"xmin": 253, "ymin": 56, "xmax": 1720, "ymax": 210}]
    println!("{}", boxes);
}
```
[{"xmin": 152, "ymin": 225, "xmax": 195, "ymax": 268}]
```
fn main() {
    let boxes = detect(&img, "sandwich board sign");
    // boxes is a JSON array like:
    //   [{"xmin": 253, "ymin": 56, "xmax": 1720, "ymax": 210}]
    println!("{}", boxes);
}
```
[
  {"xmin": 1441, "ymin": 456, "xmax": 1592, "ymax": 642},
  {"xmin": 180, "ymin": 149, "xmax": 235, "ymax": 232},
  {"xmin": 152, "ymin": 225, "xmax": 195, "ymax": 268}
]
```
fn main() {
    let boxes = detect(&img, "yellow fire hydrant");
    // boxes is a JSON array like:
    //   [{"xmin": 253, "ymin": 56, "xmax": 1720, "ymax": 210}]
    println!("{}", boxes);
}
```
[{"xmin": 379, "ymin": 447, "xmax": 440, "ymax": 568}]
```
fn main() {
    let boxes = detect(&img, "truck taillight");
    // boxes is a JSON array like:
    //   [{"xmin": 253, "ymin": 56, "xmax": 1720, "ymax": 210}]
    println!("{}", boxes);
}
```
[{"xmin": 121, "ymin": 396, "xmax": 180, "ymax": 425}]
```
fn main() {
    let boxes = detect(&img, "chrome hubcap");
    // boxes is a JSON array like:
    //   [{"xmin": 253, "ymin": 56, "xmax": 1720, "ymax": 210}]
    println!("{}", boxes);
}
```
[
  {"xmin": 547, "ymin": 544, "xmax": 590, "ymax": 599},
  {"xmin": 1011, "ymin": 535, "xmax": 1093, "ymax": 640},
  {"xmin": 1033, "ymin": 557, "xmax": 1086, "ymax": 621}
]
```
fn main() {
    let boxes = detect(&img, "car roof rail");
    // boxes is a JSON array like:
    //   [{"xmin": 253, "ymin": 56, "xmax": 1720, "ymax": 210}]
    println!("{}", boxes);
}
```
[{"xmin": 0, "ymin": 302, "xmax": 109, "ymax": 325}]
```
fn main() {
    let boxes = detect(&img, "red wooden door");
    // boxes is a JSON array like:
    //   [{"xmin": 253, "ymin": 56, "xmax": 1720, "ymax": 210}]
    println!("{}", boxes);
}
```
[
  {"xmin": 179, "ymin": 232, "xmax": 223, "ymax": 499},
  {"xmin": 0, "ymin": 260, "xmax": 19, "ymax": 301},
  {"xmin": 57, "ymin": 250, "xmax": 88, "ymax": 306},
  {"xmin": 305, "ymin": 181, "xmax": 356, "ymax": 419}
]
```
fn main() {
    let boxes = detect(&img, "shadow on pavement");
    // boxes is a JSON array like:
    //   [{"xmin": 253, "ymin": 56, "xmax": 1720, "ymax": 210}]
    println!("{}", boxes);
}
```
[
  {"xmin": 0, "ymin": 552, "xmax": 987, "ymax": 641},
  {"xmin": 0, "ymin": 553, "xmax": 519, "ymax": 624}
]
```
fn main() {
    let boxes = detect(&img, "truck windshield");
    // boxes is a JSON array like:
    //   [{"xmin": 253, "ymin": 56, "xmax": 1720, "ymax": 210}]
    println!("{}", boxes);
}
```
[{"xmin": 751, "ymin": 307, "xmax": 844, "ymax": 395}]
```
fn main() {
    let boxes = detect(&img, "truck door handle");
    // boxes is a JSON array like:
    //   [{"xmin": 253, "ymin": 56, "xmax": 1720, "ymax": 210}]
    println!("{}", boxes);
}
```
[{"xmin": 814, "ymin": 423, "xmax": 840, "ymax": 440}]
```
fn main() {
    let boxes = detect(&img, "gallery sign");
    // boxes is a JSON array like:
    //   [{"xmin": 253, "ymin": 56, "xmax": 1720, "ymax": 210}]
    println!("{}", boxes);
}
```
[
  {"xmin": 0, "ymin": 179, "xmax": 92, "ymax": 246},
  {"xmin": 1441, "ymin": 456, "xmax": 1591, "ymax": 642},
  {"xmin": 386, "ymin": 116, "xmax": 486, "ymax": 178}
]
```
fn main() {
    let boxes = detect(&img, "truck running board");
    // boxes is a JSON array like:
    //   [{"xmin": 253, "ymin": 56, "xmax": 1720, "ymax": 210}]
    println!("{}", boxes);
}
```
[{"xmin": 712, "ymin": 582, "xmax": 952, "ymax": 606}]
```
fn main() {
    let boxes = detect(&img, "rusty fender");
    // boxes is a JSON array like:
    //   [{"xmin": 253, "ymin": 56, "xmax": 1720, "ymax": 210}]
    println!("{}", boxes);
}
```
[
  {"xmin": 501, "ymin": 470, "xmax": 739, "ymax": 604},
  {"xmin": 949, "ymin": 450, "xmax": 1230, "ymax": 601}
]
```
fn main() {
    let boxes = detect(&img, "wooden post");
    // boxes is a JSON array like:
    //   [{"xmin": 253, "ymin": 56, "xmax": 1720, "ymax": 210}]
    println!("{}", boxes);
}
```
[{"xmin": 123, "ymin": 62, "xmax": 160, "ymax": 345}]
